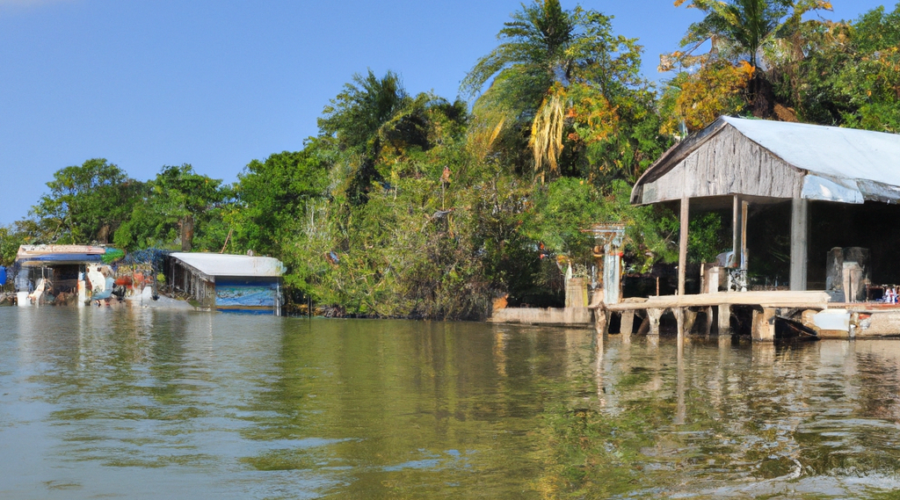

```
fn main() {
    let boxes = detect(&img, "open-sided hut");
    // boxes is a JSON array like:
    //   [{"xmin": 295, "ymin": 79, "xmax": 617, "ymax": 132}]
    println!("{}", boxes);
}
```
[
  {"xmin": 14, "ymin": 245, "xmax": 111, "ymax": 305},
  {"xmin": 164, "ymin": 253, "xmax": 286, "ymax": 315},
  {"xmin": 632, "ymin": 116, "xmax": 900, "ymax": 298}
]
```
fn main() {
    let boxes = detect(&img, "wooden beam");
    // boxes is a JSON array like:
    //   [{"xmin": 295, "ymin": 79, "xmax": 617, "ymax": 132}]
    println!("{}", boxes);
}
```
[
  {"xmin": 790, "ymin": 197, "xmax": 809, "ymax": 291},
  {"xmin": 605, "ymin": 290, "xmax": 831, "ymax": 311},
  {"xmin": 678, "ymin": 196, "xmax": 690, "ymax": 296}
]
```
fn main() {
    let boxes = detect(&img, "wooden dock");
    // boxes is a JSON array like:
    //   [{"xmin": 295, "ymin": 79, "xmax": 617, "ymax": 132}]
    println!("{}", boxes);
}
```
[{"xmin": 593, "ymin": 291, "xmax": 835, "ymax": 341}]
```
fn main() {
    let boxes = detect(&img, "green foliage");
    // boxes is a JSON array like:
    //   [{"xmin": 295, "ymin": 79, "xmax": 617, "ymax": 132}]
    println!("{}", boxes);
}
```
[
  {"xmin": 100, "ymin": 248, "xmax": 125, "ymax": 264},
  {"xmin": 0, "ymin": 225, "xmax": 25, "ymax": 267},
  {"xmin": 114, "ymin": 164, "xmax": 228, "ymax": 251},
  {"xmin": 232, "ymin": 143, "xmax": 330, "ymax": 257},
  {"xmin": 31, "ymin": 159, "xmax": 138, "ymax": 244},
  {"xmin": 462, "ymin": 1, "xmax": 669, "ymax": 183}
]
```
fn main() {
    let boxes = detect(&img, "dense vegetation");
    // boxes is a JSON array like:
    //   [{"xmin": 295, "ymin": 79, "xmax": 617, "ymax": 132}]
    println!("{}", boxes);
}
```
[{"xmin": 2, "ymin": 0, "xmax": 898, "ymax": 319}]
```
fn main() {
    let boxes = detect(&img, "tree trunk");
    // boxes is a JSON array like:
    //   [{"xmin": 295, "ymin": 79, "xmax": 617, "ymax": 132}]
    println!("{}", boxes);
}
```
[
  {"xmin": 751, "ymin": 74, "xmax": 775, "ymax": 119},
  {"xmin": 181, "ymin": 215, "xmax": 194, "ymax": 252},
  {"xmin": 96, "ymin": 224, "xmax": 110, "ymax": 244}
]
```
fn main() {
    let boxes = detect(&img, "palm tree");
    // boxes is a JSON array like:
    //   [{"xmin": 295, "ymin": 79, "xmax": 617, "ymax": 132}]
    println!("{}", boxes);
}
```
[
  {"xmin": 463, "ymin": 1, "xmax": 661, "ymax": 184},
  {"xmin": 669, "ymin": 0, "xmax": 830, "ymax": 117},
  {"xmin": 461, "ymin": 0, "xmax": 576, "ymax": 177}
]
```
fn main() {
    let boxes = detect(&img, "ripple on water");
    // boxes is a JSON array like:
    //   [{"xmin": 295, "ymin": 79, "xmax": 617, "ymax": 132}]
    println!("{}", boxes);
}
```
[{"xmin": 2, "ymin": 309, "xmax": 900, "ymax": 498}]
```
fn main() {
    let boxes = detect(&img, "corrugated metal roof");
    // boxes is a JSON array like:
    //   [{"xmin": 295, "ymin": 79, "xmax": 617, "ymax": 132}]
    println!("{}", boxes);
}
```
[
  {"xmin": 722, "ymin": 117, "xmax": 900, "ymax": 203},
  {"xmin": 16, "ymin": 245, "xmax": 109, "ymax": 266},
  {"xmin": 170, "ymin": 253, "xmax": 285, "ymax": 278},
  {"xmin": 632, "ymin": 117, "xmax": 900, "ymax": 205},
  {"xmin": 17, "ymin": 245, "xmax": 107, "ymax": 258}
]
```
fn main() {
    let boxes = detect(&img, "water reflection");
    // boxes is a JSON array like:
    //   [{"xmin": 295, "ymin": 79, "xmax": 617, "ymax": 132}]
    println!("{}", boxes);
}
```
[{"xmin": 2, "ymin": 308, "xmax": 900, "ymax": 498}]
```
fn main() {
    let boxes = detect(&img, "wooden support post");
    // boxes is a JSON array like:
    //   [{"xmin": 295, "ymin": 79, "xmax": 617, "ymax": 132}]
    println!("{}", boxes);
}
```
[
  {"xmin": 704, "ymin": 306, "xmax": 714, "ymax": 336},
  {"xmin": 732, "ymin": 195, "xmax": 742, "ymax": 268},
  {"xmin": 674, "ymin": 307, "xmax": 684, "ymax": 338},
  {"xmin": 718, "ymin": 304, "xmax": 731, "ymax": 334},
  {"xmin": 718, "ymin": 334, "xmax": 731, "ymax": 348},
  {"xmin": 620, "ymin": 310, "xmax": 634, "ymax": 338},
  {"xmin": 684, "ymin": 308, "xmax": 698, "ymax": 334},
  {"xmin": 790, "ymin": 197, "xmax": 809, "ymax": 291},
  {"xmin": 741, "ymin": 200, "xmax": 749, "ymax": 271},
  {"xmin": 678, "ymin": 196, "xmax": 690, "ymax": 296},
  {"xmin": 647, "ymin": 308, "xmax": 663, "ymax": 336},
  {"xmin": 752, "ymin": 307, "xmax": 776, "ymax": 342},
  {"xmin": 636, "ymin": 314, "xmax": 650, "ymax": 336},
  {"xmin": 594, "ymin": 307, "xmax": 608, "ymax": 336}
]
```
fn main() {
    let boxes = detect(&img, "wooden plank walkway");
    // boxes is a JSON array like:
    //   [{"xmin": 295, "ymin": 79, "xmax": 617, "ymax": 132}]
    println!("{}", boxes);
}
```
[
  {"xmin": 603, "ymin": 291, "xmax": 830, "ymax": 311},
  {"xmin": 592, "ymin": 291, "xmax": 832, "ymax": 341}
]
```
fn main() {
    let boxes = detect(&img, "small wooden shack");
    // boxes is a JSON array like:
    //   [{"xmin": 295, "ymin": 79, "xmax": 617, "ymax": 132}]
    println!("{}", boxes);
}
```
[
  {"xmin": 632, "ymin": 116, "xmax": 900, "ymax": 296},
  {"xmin": 165, "ymin": 253, "xmax": 286, "ymax": 315},
  {"xmin": 598, "ymin": 117, "xmax": 900, "ymax": 341}
]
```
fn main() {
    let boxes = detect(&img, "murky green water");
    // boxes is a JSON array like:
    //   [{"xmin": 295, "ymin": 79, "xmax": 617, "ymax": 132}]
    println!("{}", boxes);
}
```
[{"xmin": 2, "ymin": 307, "xmax": 900, "ymax": 498}]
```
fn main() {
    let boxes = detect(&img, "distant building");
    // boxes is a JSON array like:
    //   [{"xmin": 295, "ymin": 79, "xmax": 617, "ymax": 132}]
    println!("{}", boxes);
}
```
[
  {"xmin": 14, "ymin": 245, "xmax": 113, "ymax": 305},
  {"xmin": 163, "ymin": 253, "xmax": 286, "ymax": 315}
]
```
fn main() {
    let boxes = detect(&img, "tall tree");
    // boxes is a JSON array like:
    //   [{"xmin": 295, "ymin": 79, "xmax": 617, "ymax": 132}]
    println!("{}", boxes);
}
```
[
  {"xmin": 319, "ymin": 70, "xmax": 409, "ymax": 205},
  {"xmin": 462, "ymin": 0, "xmax": 667, "ymax": 184},
  {"xmin": 235, "ymin": 141, "xmax": 329, "ymax": 257},
  {"xmin": 32, "ymin": 159, "xmax": 138, "ymax": 244},
  {"xmin": 661, "ymin": 0, "xmax": 831, "ymax": 129},
  {"xmin": 114, "ymin": 165, "xmax": 227, "ymax": 251}
]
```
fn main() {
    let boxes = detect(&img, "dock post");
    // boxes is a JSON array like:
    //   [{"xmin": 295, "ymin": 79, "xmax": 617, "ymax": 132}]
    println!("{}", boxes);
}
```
[
  {"xmin": 620, "ymin": 310, "xmax": 634, "ymax": 339},
  {"xmin": 752, "ymin": 307, "xmax": 776, "ymax": 342},
  {"xmin": 684, "ymin": 308, "xmax": 697, "ymax": 334},
  {"xmin": 647, "ymin": 308, "xmax": 662, "ymax": 336},
  {"xmin": 790, "ymin": 197, "xmax": 809, "ymax": 291},
  {"xmin": 678, "ymin": 196, "xmax": 690, "ymax": 296},
  {"xmin": 718, "ymin": 304, "xmax": 731, "ymax": 334},
  {"xmin": 593, "ymin": 306, "xmax": 608, "ymax": 336},
  {"xmin": 704, "ymin": 306, "xmax": 714, "ymax": 336},
  {"xmin": 674, "ymin": 307, "xmax": 684, "ymax": 339}
]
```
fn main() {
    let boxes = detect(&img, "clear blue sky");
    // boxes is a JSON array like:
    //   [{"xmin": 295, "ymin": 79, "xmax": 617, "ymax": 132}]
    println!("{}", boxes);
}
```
[{"xmin": 0, "ymin": 0, "xmax": 891, "ymax": 225}]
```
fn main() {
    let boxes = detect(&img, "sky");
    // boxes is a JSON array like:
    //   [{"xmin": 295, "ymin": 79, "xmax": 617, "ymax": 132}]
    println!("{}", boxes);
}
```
[{"xmin": 0, "ymin": 0, "xmax": 892, "ymax": 225}]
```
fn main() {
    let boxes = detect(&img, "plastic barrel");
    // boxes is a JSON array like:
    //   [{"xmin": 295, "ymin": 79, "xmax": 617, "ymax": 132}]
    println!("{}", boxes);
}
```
[{"xmin": 0, "ymin": 266, "xmax": 6, "ymax": 287}]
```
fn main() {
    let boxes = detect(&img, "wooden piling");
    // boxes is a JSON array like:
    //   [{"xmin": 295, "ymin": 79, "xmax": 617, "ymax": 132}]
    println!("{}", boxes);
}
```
[
  {"xmin": 790, "ymin": 197, "xmax": 809, "ymax": 291},
  {"xmin": 751, "ymin": 307, "xmax": 776, "ymax": 342},
  {"xmin": 620, "ymin": 310, "xmax": 634, "ymax": 338},
  {"xmin": 678, "ymin": 196, "xmax": 689, "ymax": 296},
  {"xmin": 647, "ymin": 308, "xmax": 663, "ymax": 336},
  {"xmin": 684, "ymin": 308, "xmax": 698, "ymax": 334},
  {"xmin": 718, "ymin": 304, "xmax": 731, "ymax": 334}
]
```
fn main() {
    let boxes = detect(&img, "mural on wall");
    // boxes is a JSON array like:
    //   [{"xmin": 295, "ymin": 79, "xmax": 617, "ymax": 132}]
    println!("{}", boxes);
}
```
[{"xmin": 215, "ymin": 279, "xmax": 278, "ymax": 312}]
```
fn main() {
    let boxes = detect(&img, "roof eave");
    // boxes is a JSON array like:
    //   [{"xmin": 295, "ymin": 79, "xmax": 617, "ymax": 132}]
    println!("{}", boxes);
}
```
[{"xmin": 630, "ymin": 118, "xmax": 729, "ymax": 205}]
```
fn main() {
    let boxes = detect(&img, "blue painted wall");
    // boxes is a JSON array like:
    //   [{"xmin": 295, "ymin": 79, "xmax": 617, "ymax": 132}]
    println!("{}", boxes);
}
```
[{"xmin": 215, "ymin": 277, "xmax": 279, "ymax": 314}]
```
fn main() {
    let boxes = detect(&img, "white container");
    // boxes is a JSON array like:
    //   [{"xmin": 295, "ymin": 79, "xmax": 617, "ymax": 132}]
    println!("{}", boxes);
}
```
[{"xmin": 16, "ymin": 292, "xmax": 30, "ymax": 307}]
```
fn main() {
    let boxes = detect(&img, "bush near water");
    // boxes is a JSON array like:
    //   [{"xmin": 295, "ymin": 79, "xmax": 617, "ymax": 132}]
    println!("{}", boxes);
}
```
[{"xmin": 2, "ymin": 0, "xmax": 899, "ymax": 319}]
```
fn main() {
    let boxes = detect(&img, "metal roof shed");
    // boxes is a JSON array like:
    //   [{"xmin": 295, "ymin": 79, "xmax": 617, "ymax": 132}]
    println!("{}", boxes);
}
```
[
  {"xmin": 631, "ymin": 117, "xmax": 900, "ymax": 294},
  {"xmin": 166, "ymin": 253, "xmax": 286, "ymax": 315}
]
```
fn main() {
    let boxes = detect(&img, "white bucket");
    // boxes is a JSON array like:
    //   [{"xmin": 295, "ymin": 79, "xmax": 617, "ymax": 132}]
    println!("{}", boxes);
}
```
[{"xmin": 16, "ymin": 292, "xmax": 30, "ymax": 307}]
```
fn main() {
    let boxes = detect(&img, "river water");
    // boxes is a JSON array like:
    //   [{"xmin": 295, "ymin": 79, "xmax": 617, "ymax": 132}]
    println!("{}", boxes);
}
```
[{"xmin": 2, "ymin": 307, "xmax": 900, "ymax": 499}]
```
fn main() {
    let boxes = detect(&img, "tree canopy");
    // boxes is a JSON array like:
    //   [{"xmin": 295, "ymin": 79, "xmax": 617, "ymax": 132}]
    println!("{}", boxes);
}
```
[{"xmin": 5, "ymin": 0, "xmax": 898, "ymax": 317}]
